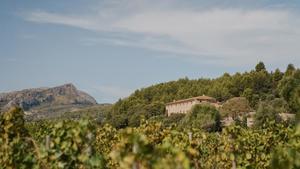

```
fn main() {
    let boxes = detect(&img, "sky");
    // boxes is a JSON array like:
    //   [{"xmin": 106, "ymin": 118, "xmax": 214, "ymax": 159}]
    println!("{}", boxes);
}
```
[{"xmin": 1, "ymin": 0, "xmax": 300, "ymax": 103}]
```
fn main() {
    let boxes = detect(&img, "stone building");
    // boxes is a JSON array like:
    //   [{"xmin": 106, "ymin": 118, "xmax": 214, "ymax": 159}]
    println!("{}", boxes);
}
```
[
  {"xmin": 221, "ymin": 111, "xmax": 255, "ymax": 127},
  {"xmin": 166, "ymin": 95, "xmax": 219, "ymax": 116},
  {"xmin": 221, "ymin": 112, "xmax": 295, "ymax": 127}
]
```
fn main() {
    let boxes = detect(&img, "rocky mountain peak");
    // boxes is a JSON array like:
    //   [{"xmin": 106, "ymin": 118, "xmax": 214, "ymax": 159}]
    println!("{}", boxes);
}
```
[{"xmin": 0, "ymin": 83, "xmax": 97, "ymax": 112}]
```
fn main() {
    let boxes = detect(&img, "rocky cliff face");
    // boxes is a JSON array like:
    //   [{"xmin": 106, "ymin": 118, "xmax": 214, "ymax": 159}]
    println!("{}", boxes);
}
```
[{"xmin": 0, "ymin": 83, "xmax": 97, "ymax": 113}]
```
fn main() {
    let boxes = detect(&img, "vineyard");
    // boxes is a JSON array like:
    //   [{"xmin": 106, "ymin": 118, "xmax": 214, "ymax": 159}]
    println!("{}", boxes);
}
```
[{"xmin": 0, "ymin": 107, "xmax": 299, "ymax": 169}]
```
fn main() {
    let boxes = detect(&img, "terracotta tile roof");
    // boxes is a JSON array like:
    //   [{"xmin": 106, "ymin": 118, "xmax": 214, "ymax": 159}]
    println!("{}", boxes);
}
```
[{"xmin": 166, "ymin": 95, "xmax": 216, "ymax": 105}]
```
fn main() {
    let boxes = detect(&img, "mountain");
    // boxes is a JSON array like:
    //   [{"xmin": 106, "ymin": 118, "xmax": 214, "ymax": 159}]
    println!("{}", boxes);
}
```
[{"xmin": 0, "ymin": 83, "xmax": 98, "ymax": 120}]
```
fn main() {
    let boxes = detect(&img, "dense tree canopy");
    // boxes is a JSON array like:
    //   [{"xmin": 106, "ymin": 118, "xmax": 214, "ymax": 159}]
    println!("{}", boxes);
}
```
[
  {"xmin": 107, "ymin": 62, "xmax": 300, "ymax": 128},
  {"xmin": 220, "ymin": 97, "xmax": 252, "ymax": 118},
  {"xmin": 179, "ymin": 104, "xmax": 221, "ymax": 132},
  {"xmin": 255, "ymin": 61, "xmax": 266, "ymax": 72}
]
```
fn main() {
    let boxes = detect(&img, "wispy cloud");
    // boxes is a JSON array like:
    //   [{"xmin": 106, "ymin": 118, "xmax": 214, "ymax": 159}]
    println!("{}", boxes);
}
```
[
  {"xmin": 24, "ymin": 10, "xmax": 112, "ymax": 32},
  {"xmin": 22, "ymin": 0, "xmax": 300, "ymax": 66}
]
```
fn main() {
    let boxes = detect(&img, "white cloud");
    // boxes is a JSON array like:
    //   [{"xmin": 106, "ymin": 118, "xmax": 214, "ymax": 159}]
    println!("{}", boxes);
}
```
[
  {"xmin": 115, "ymin": 9, "xmax": 300, "ymax": 63},
  {"xmin": 23, "ymin": 1, "xmax": 300, "ymax": 66},
  {"xmin": 24, "ymin": 10, "xmax": 113, "ymax": 32}
]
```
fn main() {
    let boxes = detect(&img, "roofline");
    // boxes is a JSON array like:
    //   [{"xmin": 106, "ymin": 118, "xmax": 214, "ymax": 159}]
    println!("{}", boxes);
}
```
[{"xmin": 166, "ymin": 95, "xmax": 216, "ymax": 105}]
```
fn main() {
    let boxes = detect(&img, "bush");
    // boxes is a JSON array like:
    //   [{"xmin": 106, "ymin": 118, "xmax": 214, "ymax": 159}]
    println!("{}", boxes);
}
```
[
  {"xmin": 179, "ymin": 104, "xmax": 221, "ymax": 131},
  {"xmin": 254, "ymin": 101, "xmax": 281, "ymax": 128},
  {"xmin": 220, "ymin": 97, "xmax": 252, "ymax": 118}
]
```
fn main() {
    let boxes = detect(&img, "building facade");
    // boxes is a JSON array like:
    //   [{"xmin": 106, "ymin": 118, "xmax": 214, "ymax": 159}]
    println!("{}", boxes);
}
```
[{"xmin": 166, "ymin": 95, "xmax": 218, "ymax": 116}]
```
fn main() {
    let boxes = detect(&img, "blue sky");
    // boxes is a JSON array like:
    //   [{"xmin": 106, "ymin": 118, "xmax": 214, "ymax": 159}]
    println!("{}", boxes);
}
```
[{"xmin": 1, "ymin": 0, "xmax": 300, "ymax": 103}]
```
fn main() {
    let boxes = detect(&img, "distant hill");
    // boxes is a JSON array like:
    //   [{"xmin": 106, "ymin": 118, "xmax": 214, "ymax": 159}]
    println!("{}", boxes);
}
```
[
  {"xmin": 108, "ymin": 63, "xmax": 300, "ymax": 128},
  {"xmin": 55, "ymin": 104, "xmax": 112, "ymax": 121},
  {"xmin": 0, "ymin": 83, "xmax": 98, "ymax": 120}
]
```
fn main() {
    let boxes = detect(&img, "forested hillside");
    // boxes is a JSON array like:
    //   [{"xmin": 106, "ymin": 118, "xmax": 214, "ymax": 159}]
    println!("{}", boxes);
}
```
[{"xmin": 108, "ymin": 62, "xmax": 300, "ymax": 128}]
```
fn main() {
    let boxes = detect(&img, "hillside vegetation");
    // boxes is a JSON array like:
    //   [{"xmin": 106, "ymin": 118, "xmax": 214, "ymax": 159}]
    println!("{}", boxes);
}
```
[{"xmin": 107, "ymin": 62, "xmax": 300, "ymax": 128}]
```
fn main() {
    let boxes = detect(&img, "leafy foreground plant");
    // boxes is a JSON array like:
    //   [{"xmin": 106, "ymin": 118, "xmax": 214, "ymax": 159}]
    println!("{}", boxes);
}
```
[
  {"xmin": 1, "ymin": 107, "xmax": 300, "ymax": 169},
  {"xmin": 0, "ymin": 107, "xmax": 104, "ymax": 169},
  {"xmin": 0, "ymin": 107, "xmax": 37, "ymax": 169},
  {"xmin": 271, "ymin": 125, "xmax": 300, "ymax": 169},
  {"xmin": 38, "ymin": 120, "xmax": 105, "ymax": 169},
  {"xmin": 110, "ymin": 127, "xmax": 190, "ymax": 169}
]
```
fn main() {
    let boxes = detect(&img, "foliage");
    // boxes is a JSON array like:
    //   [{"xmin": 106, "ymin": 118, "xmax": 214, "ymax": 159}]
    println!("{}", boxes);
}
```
[
  {"xmin": 179, "ymin": 104, "xmax": 221, "ymax": 131},
  {"xmin": 160, "ymin": 113, "xmax": 186, "ymax": 127},
  {"xmin": 95, "ymin": 124, "xmax": 119, "ymax": 168},
  {"xmin": 271, "ymin": 124, "xmax": 300, "ymax": 168},
  {"xmin": 26, "ymin": 120, "xmax": 54, "ymax": 142},
  {"xmin": 0, "ymin": 108, "xmax": 104, "ymax": 169},
  {"xmin": 0, "ymin": 107, "xmax": 38, "ymax": 169},
  {"xmin": 37, "ymin": 120, "xmax": 104, "ymax": 169},
  {"xmin": 254, "ymin": 101, "xmax": 280, "ymax": 128},
  {"xmin": 220, "ymin": 97, "xmax": 252, "ymax": 118},
  {"xmin": 109, "ymin": 62, "xmax": 300, "ymax": 128},
  {"xmin": 3, "ymin": 62, "xmax": 300, "ymax": 168},
  {"xmin": 104, "ymin": 120, "xmax": 295, "ymax": 169},
  {"xmin": 255, "ymin": 61, "xmax": 266, "ymax": 72},
  {"xmin": 1, "ymin": 107, "xmax": 299, "ymax": 169},
  {"xmin": 110, "ymin": 126, "xmax": 190, "ymax": 169},
  {"xmin": 278, "ymin": 69, "xmax": 300, "ymax": 122},
  {"xmin": 61, "ymin": 104, "xmax": 112, "ymax": 122}
]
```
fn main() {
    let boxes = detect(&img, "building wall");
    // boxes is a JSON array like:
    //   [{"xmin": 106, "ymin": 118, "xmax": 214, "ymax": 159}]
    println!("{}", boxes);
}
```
[{"xmin": 166, "ymin": 100, "xmax": 200, "ymax": 116}]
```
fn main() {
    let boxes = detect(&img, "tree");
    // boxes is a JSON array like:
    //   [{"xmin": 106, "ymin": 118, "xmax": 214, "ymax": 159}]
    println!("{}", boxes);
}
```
[
  {"xmin": 285, "ymin": 64, "xmax": 296, "ymax": 76},
  {"xmin": 242, "ymin": 88, "xmax": 259, "ymax": 108},
  {"xmin": 180, "ymin": 105, "xmax": 220, "ymax": 131},
  {"xmin": 254, "ymin": 101, "xmax": 279, "ymax": 127},
  {"xmin": 0, "ymin": 107, "xmax": 37, "ymax": 168},
  {"xmin": 221, "ymin": 97, "xmax": 252, "ymax": 119},
  {"xmin": 270, "ymin": 98, "xmax": 289, "ymax": 114},
  {"xmin": 144, "ymin": 101, "xmax": 165, "ymax": 118},
  {"xmin": 208, "ymin": 84, "xmax": 231, "ymax": 101},
  {"xmin": 251, "ymin": 70, "xmax": 272, "ymax": 94},
  {"xmin": 272, "ymin": 69, "xmax": 284, "ymax": 82},
  {"xmin": 161, "ymin": 114, "xmax": 186, "ymax": 127},
  {"xmin": 255, "ymin": 61, "xmax": 266, "ymax": 72},
  {"xmin": 278, "ymin": 70, "xmax": 300, "ymax": 113},
  {"xmin": 109, "ymin": 63, "xmax": 299, "ymax": 128}
]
